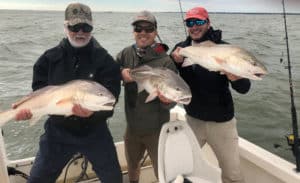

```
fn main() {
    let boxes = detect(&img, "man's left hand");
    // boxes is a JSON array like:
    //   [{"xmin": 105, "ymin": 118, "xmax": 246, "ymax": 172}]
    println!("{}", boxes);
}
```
[
  {"xmin": 222, "ymin": 71, "xmax": 242, "ymax": 81},
  {"xmin": 157, "ymin": 92, "xmax": 173, "ymax": 105},
  {"xmin": 72, "ymin": 104, "xmax": 94, "ymax": 117}
]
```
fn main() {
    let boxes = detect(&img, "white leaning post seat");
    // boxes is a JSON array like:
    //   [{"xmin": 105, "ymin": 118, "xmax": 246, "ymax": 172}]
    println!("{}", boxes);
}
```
[{"xmin": 158, "ymin": 121, "xmax": 221, "ymax": 183}]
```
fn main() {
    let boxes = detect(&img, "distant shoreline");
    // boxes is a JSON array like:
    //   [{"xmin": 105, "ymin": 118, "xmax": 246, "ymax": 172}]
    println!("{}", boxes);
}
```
[{"xmin": 0, "ymin": 9, "xmax": 299, "ymax": 15}]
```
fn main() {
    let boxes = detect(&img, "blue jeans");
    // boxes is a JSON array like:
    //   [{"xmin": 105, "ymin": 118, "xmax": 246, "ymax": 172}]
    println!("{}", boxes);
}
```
[{"xmin": 27, "ymin": 121, "xmax": 122, "ymax": 183}]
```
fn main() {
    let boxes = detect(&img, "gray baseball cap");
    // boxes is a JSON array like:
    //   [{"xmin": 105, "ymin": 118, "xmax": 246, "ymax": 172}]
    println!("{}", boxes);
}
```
[
  {"xmin": 132, "ymin": 10, "xmax": 157, "ymax": 28},
  {"xmin": 65, "ymin": 3, "xmax": 93, "ymax": 26}
]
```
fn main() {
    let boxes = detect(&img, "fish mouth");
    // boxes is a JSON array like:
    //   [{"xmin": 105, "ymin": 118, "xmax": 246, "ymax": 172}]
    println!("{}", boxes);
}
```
[
  {"xmin": 178, "ymin": 97, "xmax": 192, "ymax": 105},
  {"xmin": 103, "ymin": 102, "xmax": 115, "ymax": 107}
]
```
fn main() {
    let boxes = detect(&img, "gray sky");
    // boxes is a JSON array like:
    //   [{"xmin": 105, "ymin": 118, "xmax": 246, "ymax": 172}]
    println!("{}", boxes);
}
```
[{"xmin": 0, "ymin": 0, "xmax": 299, "ymax": 13}]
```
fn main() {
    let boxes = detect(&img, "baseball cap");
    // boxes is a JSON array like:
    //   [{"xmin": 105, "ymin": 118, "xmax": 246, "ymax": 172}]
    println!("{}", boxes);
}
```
[
  {"xmin": 132, "ymin": 11, "xmax": 157, "ymax": 28},
  {"xmin": 185, "ymin": 7, "xmax": 209, "ymax": 20},
  {"xmin": 65, "ymin": 3, "xmax": 93, "ymax": 26}
]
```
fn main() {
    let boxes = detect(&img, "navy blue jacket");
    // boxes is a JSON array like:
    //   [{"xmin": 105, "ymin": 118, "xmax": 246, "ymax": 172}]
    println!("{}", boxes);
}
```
[
  {"xmin": 171, "ymin": 28, "xmax": 251, "ymax": 122},
  {"xmin": 32, "ymin": 37, "xmax": 121, "ymax": 135}
]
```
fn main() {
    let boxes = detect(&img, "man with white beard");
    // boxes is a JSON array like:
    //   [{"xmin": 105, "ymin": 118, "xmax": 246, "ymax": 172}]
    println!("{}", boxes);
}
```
[{"xmin": 14, "ymin": 3, "xmax": 122, "ymax": 183}]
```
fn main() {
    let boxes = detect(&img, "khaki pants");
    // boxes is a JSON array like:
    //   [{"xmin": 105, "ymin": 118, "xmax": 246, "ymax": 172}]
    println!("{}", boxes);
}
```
[
  {"xmin": 124, "ymin": 128, "xmax": 159, "ymax": 181},
  {"xmin": 186, "ymin": 115, "xmax": 245, "ymax": 183}
]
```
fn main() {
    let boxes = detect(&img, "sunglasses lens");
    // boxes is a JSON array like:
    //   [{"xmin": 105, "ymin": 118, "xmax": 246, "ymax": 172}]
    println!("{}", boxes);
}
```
[
  {"xmin": 68, "ymin": 24, "xmax": 93, "ymax": 33},
  {"xmin": 145, "ymin": 27, "xmax": 155, "ymax": 33},
  {"xmin": 82, "ymin": 25, "xmax": 93, "ymax": 32},
  {"xmin": 134, "ymin": 27, "xmax": 142, "ymax": 33},
  {"xmin": 196, "ymin": 20, "xmax": 207, "ymax": 25},
  {"xmin": 134, "ymin": 26, "xmax": 155, "ymax": 33},
  {"xmin": 186, "ymin": 21, "xmax": 194, "ymax": 28},
  {"xmin": 68, "ymin": 25, "xmax": 78, "ymax": 32},
  {"xmin": 186, "ymin": 19, "xmax": 207, "ymax": 27}
]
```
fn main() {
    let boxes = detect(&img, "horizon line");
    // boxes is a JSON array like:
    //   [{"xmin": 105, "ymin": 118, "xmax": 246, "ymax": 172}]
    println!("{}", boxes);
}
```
[{"xmin": 0, "ymin": 8, "xmax": 299, "ymax": 15}]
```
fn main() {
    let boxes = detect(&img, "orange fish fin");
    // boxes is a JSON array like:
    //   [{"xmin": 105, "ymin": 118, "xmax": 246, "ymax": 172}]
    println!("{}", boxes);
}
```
[{"xmin": 145, "ymin": 92, "xmax": 158, "ymax": 103}]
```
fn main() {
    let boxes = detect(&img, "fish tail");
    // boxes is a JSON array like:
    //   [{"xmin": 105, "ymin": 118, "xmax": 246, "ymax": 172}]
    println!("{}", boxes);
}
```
[{"xmin": 0, "ymin": 110, "xmax": 15, "ymax": 126}]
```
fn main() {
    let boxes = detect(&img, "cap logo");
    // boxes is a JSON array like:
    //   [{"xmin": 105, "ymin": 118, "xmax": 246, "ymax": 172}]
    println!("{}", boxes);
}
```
[{"xmin": 73, "ymin": 9, "xmax": 78, "ymax": 15}]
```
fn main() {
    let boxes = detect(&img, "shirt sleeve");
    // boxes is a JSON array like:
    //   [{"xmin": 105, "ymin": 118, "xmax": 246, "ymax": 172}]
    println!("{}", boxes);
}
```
[
  {"xmin": 230, "ymin": 78, "xmax": 251, "ymax": 94},
  {"xmin": 32, "ymin": 53, "xmax": 49, "ymax": 91},
  {"xmin": 97, "ymin": 54, "xmax": 121, "ymax": 99}
]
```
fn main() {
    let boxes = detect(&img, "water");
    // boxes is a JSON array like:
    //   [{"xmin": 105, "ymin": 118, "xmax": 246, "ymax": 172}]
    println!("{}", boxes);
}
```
[{"xmin": 0, "ymin": 10, "xmax": 299, "ymax": 164}]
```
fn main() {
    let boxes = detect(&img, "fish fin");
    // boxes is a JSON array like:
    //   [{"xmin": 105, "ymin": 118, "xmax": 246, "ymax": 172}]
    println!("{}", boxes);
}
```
[
  {"xmin": 134, "ymin": 65, "xmax": 152, "ymax": 71},
  {"xmin": 13, "ymin": 85, "xmax": 58, "ymax": 108},
  {"xmin": 130, "ymin": 65, "xmax": 152, "ymax": 77},
  {"xmin": 181, "ymin": 58, "xmax": 194, "ymax": 67},
  {"xmin": 137, "ymin": 84, "xmax": 145, "ymax": 93},
  {"xmin": 145, "ymin": 92, "xmax": 158, "ymax": 103},
  {"xmin": 195, "ymin": 40, "xmax": 216, "ymax": 47}
]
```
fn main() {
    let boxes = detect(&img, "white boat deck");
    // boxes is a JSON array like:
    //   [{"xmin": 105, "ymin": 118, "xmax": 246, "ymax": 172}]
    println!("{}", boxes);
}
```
[{"xmin": 2, "ymin": 106, "xmax": 300, "ymax": 183}]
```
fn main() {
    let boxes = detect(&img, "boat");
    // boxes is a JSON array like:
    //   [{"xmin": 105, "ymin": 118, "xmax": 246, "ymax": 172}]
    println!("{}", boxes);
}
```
[{"xmin": 1, "ymin": 105, "xmax": 300, "ymax": 183}]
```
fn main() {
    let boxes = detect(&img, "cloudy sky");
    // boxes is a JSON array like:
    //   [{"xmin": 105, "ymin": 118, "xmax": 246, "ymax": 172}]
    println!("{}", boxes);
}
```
[{"xmin": 0, "ymin": 0, "xmax": 299, "ymax": 13}]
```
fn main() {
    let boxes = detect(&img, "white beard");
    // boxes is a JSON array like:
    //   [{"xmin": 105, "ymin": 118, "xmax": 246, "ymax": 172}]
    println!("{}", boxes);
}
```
[
  {"xmin": 67, "ymin": 34, "xmax": 92, "ymax": 48},
  {"xmin": 64, "ymin": 27, "xmax": 92, "ymax": 48}
]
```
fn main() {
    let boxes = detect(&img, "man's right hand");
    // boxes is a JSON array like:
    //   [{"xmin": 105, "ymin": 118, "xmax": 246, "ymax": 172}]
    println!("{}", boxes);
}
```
[
  {"xmin": 121, "ymin": 68, "xmax": 134, "ymax": 83},
  {"xmin": 171, "ymin": 47, "xmax": 185, "ymax": 63},
  {"xmin": 14, "ymin": 109, "xmax": 32, "ymax": 121}
]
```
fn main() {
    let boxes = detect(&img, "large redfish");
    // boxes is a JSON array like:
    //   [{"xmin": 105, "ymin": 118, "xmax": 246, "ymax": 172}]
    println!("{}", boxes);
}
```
[
  {"xmin": 130, "ymin": 65, "xmax": 191, "ymax": 104},
  {"xmin": 179, "ymin": 41, "xmax": 268, "ymax": 80},
  {"xmin": 0, "ymin": 80, "xmax": 116, "ymax": 126}
]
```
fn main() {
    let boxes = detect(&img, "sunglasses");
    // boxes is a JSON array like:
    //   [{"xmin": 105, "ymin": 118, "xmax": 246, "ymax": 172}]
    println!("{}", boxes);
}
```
[
  {"xmin": 67, "ymin": 23, "xmax": 93, "ymax": 33},
  {"xmin": 134, "ymin": 26, "xmax": 156, "ymax": 33},
  {"xmin": 185, "ymin": 19, "xmax": 208, "ymax": 28}
]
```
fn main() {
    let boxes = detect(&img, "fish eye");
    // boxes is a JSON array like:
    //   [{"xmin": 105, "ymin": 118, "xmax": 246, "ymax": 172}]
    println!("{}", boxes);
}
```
[{"xmin": 176, "ymin": 87, "xmax": 180, "ymax": 91}]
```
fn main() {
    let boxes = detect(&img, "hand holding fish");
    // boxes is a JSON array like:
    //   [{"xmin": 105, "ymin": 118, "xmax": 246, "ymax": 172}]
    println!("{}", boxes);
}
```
[
  {"xmin": 72, "ymin": 104, "xmax": 93, "ymax": 117},
  {"xmin": 222, "ymin": 71, "xmax": 243, "ymax": 81},
  {"xmin": 171, "ymin": 47, "xmax": 184, "ymax": 64},
  {"xmin": 157, "ymin": 91, "xmax": 173, "ymax": 105},
  {"xmin": 121, "ymin": 68, "xmax": 134, "ymax": 83},
  {"xmin": 14, "ymin": 109, "xmax": 32, "ymax": 121}
]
